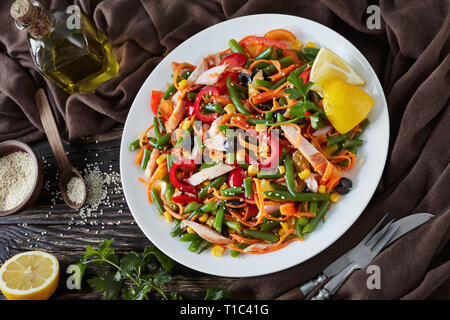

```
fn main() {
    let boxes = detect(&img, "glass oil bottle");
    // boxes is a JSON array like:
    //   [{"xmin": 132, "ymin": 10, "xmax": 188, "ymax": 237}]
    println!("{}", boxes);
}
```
[{"xmin": 11, "ymin": 0, "xmax": 119, "ymax": 94}]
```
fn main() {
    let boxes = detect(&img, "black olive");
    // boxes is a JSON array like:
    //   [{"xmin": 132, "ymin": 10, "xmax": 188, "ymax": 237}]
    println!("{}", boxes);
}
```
[
  {"xmin": 258, "ymin": 100, "xmax": 273, "ymax": 111},
  {"xmin": 335, "ymin": 177, "xmax": 352, "ymax": 194},
  {"xmin": 302, "ymin": 186, "xmax": 310, "ymax": 193},
  {"xmin": 227, "ymin": 199, "xmax": 242, "ymax": 206},
  {"xmin": 221, "ymin": 224, "xmax": 229, "ymax": 237},
  {"xmin": 238, "ymin": 73, "xmax": 252, "ymax": 87}
]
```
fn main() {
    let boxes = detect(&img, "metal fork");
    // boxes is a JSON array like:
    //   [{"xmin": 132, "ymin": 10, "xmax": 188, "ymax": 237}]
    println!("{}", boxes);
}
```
[{"xmin": 310, "ymin": 221, "xmax": 400, "ymax": 300}]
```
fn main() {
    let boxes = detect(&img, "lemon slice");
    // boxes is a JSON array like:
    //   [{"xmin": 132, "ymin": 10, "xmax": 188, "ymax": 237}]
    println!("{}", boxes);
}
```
[
  {"xmin": 322, "ymin": 81, "xmax": 374, "ymax": 134},
  {"xmin": 310, "ymin": 48, "xmax": 365, "ymax": 91},
  {"xmin": 0, "ymin": 251, "xmax": 59, "ymax": 300}
]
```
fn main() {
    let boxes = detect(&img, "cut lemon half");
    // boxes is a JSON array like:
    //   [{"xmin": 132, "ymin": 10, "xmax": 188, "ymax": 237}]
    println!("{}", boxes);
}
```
[
  {"xmin": 322, "ymin": 81, "xmax": 374, "ymax": 134},
  {"xmin": 310, "ymin": 47, "xmax": 365, "ymax": 91},
  {"xmin": 0, "ymin": 251, "xmax": 59, "ymax": 300}
]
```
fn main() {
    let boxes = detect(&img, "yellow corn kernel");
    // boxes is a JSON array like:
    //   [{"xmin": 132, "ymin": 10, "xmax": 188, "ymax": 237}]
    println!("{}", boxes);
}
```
[
  {"xmin": 163, "ymin": 212, "xmax": 173, "ymax": 222},
  {"xmin": 278, "ymin": 228, "xmax": 286, "ymax": 236},
  {"xmin": 198, "ymin": 213, "xmax": 209, "ymax": 223},
  {"xmin": 178, "ymin": 79, "xmax": 188, "ymax": 89},
  {"xmin": 187, "ymin": 227, "xmax": 196, "ymax": 234},
  {"xmin": 255, "ymin": 124, "xmax": 267, "ymax": 133},
  {"xmin": 281, "ymin": 222, "xmax": 290, "ymax": 232},
  {"xmin": 248, "ymin": 164, "xmax": 259, "ymax": 176},
  {"xmin": 212, "ymin": 245, "xmax": 225, "ymax": 257},
  {"xmin": 248, "ymin": 84, "xmax": 259, "ymax": 98},
  {"xmin": 298, "ymin": 169, "xmax": 311, "ymax": 180},
  {"xmin": 224, "ymin": 103, "xmax": 236, "ymax": 114},
  {"xmin": 278, "ymin": 165, "xmax": 286, "ymax": 175},
  {"xmin": 183, "ymin": 151, "xmax": 190, "ymax": 159},
  {"xmin": 206, "ymin": 216, "xmax": 215, "ymax": 228},
  {"xmin": 305, "ymin": 42, "xmax": 316, "ymax": 49},
  {"xmin": 203, "ymin": 180, "xmax": 211, "ymax": 186},
  {"xmin": 220, "ymin": 183, "xmax": 228, "ymax": 192},
  {"xmin": 330, "ymin": 192, "xmax": 342, "ymax": 203},
  {"xmin": 156, "ymin": 154, "xmax": 166, "ymax": 165},
  {"xmin": 318, "ymin": 185, "xmax": 327, "ymax": 194},
  {"xmin": 291, "ymin": 40, "xmax": 303, "ymax": 51},
  {"xmin": 182, "ymin": 120, "xmax": 191, "ymax": 130}
]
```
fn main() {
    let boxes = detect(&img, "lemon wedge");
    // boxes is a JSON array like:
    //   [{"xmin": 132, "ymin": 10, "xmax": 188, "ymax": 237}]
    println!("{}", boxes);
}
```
[
  {"xmin": 322, "ymin": 81, "xmax": 374, "ymax": 134},
  {"xmin": 0, "ymin": 251, "xmax": 59, "ymax": 300},
  {"xmin": 310, "ymin": 48, "xmax": 365, "ymax": 91}
]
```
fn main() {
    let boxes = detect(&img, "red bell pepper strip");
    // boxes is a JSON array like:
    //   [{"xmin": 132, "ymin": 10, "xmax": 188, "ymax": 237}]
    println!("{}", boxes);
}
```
[
  {"xmin": 299, "ymin": 68, "xmax": 311, "ymax": 84},
  {"xmin": 150, "ymin": 90, "xmax": 164, "ymax": 115},
  {"xmin": 171, "ymin": 194, "xmax": 199, "ymax": 205},
  {"xmin": 304, "ymin": 110, "xmax": 313, "ymax": 120},
  {"xmin": 194, "ymin": 85, "xmax": 220, "ymax": 124},
  {"xmin": 219, "ymin": 52, "xmax": 247, "ymax": 68},
  {"xmin": 259, "ymin": 133, "xmax": 282, "ymax": 168},
  {"xmin": 282, "ymin": 49, "xmax": 301, "ymax": 65},
  {"xmin": 185, "ymin": 100, "xmax": 195, "ymax": 116},
  {"xmin": 169, "ymin": 160, "xmax": 197, "ymax": 193}
]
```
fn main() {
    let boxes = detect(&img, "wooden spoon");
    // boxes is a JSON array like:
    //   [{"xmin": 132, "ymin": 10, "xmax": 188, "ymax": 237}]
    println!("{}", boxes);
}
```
[{"xmin": 35, "ymin": 89, "xmax": 87, "ymax": 209}]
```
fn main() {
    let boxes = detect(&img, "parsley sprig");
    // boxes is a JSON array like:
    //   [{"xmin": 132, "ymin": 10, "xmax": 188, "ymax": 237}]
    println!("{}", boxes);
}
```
[{"xmin": 68, "ymin": 239, "xmax": 229, "ymax": 300}]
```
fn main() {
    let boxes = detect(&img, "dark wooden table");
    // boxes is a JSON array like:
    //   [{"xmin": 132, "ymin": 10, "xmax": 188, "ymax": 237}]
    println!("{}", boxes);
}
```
[{"xmin": 0, "ymin": 125, "xmax": 235, "ymax": 300}]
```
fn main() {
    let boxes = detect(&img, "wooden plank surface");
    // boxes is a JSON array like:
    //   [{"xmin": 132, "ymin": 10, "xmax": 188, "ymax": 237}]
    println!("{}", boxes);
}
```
[{"xmin": 0, "ymin": 125, "xmax": 236, "ymax": 300}]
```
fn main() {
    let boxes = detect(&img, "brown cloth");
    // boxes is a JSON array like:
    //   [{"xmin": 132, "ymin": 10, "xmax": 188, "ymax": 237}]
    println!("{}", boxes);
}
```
[{"xmin": 1, "ymin": 0, "xmax": 449, "ymax": 299}]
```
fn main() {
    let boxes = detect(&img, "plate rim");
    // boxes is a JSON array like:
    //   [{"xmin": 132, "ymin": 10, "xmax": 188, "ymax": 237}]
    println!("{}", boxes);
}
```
[{"xmin": 119, "ymin": 13, "xmax": 390, "ymax": 278}]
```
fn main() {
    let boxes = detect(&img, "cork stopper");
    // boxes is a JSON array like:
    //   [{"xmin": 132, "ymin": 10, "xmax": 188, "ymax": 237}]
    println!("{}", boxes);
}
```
[{"xmin": 11, "ymin": 0, "xmax": 51, "ymax": 38}]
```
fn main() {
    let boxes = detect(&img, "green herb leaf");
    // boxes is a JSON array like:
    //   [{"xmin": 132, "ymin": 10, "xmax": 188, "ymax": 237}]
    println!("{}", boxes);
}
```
[
  {"xmin": 87, "ymin": 269, "xmax": 123, "ymax": 300},
  {"xmin": 143, "ymin": 246, "xmax": 175, "ymax": 273},
  {"xmin": 204, "ymin": 284, "xmax": 231, "ymax": 300}
]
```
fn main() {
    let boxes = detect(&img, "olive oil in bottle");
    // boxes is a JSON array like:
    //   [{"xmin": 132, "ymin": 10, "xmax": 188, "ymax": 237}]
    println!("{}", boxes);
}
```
[{"xmin": 11, "ymin": 0, "xmax": 119, "ymax": 94}]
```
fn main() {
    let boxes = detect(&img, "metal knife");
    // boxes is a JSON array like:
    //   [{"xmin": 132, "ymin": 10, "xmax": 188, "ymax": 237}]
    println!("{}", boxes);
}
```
[{"xmin": 299, "ymin": 213, "xmax": 434, "ymax": 296}]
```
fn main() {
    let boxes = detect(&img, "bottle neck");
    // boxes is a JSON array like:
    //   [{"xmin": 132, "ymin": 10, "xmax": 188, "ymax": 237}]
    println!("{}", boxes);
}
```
[{"xmin": 12, "ymin": 0, "xmax": 52, "ymax": 38}]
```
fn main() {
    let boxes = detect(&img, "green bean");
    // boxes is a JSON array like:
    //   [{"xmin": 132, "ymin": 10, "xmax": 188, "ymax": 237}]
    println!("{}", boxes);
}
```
[
  {"xmin": 353, "ymin": 119, "xmax": 370, "ymax": 139},
  {"xmin": 244, "ymin": 229, "xmax": 279, "ymax": 243},
  {"xmin": 140, "ymin": 148, "xmax": 151, "ymax": 170},
  {"xmin": 204, "ymin": 102, "xmax": 225, "ymax": 114},
  {"xmin": 244, "ymin": 177, "xmax": 253, "ymax": 198},
  {"xmin": 327, "ymin": 132, "xmax": 352, "ymax": 147},
  {"xmin": 303, "ymin": 201, "xmax": 330, "ymax": 233},
  {"xmin": 269, "ymin": 47, "xmax": 279, "ymax": 60},
  {"xmin": 309, "ymin": 201, "xmax": 318, "ymax": 216},
  {"xmin": 264, "ymin": 190, "xmax": 330, "ymax": 202},
  {"xmin": 270, "ymin": 182, "xmax": 288, "ymax": 191},
  {"xmin": 265, "ymin": 111, "xmax": 273, "ymax": 121},
  {"xmin": 155, "ymin": 133, "xmax": 171, "ymax": 149},
  {"xmin": 187, "ymin": 91, "xmax": 198, "ymax": 101},
  {"xmin": 246, "ymin": 118, "xmax": 273, "ymax": 125},
  {"xmin": 166, "ymin": 154, "xmax": 173, "ymax": 171},
  {"xmin": 171, "ymin": 212, "xmax": 196, "ymax": 237},
  {"xmin": 228, "ymin": 39, "xmax": 247, "ymax": 55},
  {"xmin": 198, "ymin": 241, "xmax": 212, "ymax": 254},
  {"xmin": 180, "ymin": 233, "xmax": 200, "ymax": 242},
  {"xmin": 257, "ymin": 170, "xmax": 282, "ymax": 179},
  {"xmin": 277, "ymin": 112, "xmax": 286, "ymax": 122},
  {"xmin": 343, "ymin": 139, "xmax": 363, "ymax": 149},
  {"xmin": 291, "ymin": 64, "xmax": 309, "ymax": 78},
  {"xmin": 255, "ymin": 45, "xmax": 273, "ymax": 60},
  {"xmin": 263, "ymin": 56, "xmax": 294, "ymax": 76},
  {"xmin": 224, "ymin": 220, "xmax": 242, "ymax": 233},
  {"xmin": 162, "ymin": 84, "xmax": 177, "ymax": 100},
  {"xmin": 269, "ymin": 76, "xmax": 287, "ymax": 90},
  {"xmin": 261, "ymin": 220, "xmax": 281, "ymax": 232},
  {"xmin": 254, "ymin": 79, "xmax": 274, "ymax": 88},
  {"xmin": 230, "ymin": 243, "xmax": 248, "ymax": 257},
  {"xmin": 150, "ymin": 188, "xmax": 164, "ymax": 215},
  {"xmin": 278, "ymin": 97, "xmax": 287, "ymax": 106},
  {"xmin": 198, "ymin": 176, "xmax": 227, "ymax": 199},
  {"xmin": 188, "ymin": 239, "xmax": 203, "ymax": 252},
  {"xmin": 153, "ymin": 117, "xmax": 162, "ymax": 139},
  {"xmin": 129, "ymin": 139, "xmax": 140, "ymax": 152},
  {"xmin": 284, "ymin": 155, "xmax": 296, "ymax": 196},
  {"xmin": 296, "ymin": 216, "xmax": 309, "ymax": 238},
  {"xmin": 200, "ymin": 162, "xmax": 217, "ymax": 170},
  {"xmin": 213, "ymin": 202, "xmax": 226, "ymax": 233},
  {"xmin": 185, "ymin": 201, "xmax": 201, "ymax": 213},
  {"xmin": 221, "ymin": 187, "xmax": 243, "ymax": 197},
  {"xmin": 164, "ymin": 182, "xmax": 175, "ymax": 201},
  {"xmin": 194, "ymin": 135, "xmax": 203, "ymax": 152},
  {"xmin": 200, "ymin": 201, "xmax": 218, "ymax": 213},
  {"xmin": 227, "ymin": 77, "xmax": 251, "ymax": 115}
]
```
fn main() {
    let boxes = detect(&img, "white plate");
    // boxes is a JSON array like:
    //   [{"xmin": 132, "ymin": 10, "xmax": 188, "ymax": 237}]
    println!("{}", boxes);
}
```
[{"xmin": 120, "ymin": 14, "xmax": 389, "ymax": 278}]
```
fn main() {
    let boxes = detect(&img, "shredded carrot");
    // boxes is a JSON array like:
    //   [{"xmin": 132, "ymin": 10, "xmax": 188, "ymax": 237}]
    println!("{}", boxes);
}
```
[
  {"xmin": 269, "ymin": 63, "xmax": 298, "ymax": 82},
  {"xmin": 138, "ymin": 177, "xmax": 148, "ymax": 185},
  {"xmin": 230, "ymin": 234, "xmax": 260, "ymax": 244},
  {"xmin": 135, "ymin": 147, "xmax": 145, "ymax": 165},
  {"xmin": 248, "ymin": 59, "xmax": 273, "ymax": 71},
  {"xmin": 149, "ymin": 162, "xmax": 168, "ymax": 188}
]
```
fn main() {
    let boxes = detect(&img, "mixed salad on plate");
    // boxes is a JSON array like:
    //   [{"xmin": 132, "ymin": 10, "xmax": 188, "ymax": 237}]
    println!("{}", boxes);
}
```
[{"xmin": 129, "ymin": 29, "xmax": 375, "ymax": 257}]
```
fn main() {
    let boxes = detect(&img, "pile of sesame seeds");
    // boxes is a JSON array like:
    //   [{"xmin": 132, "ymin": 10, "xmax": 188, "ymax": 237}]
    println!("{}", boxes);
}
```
[
  {"xmin": 67, "ymin": 176, "xmax": 85, "ymax": 205},
  {"xmin": 0, "ymin": 151, "xmax": 35, "ymax": 211}
]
